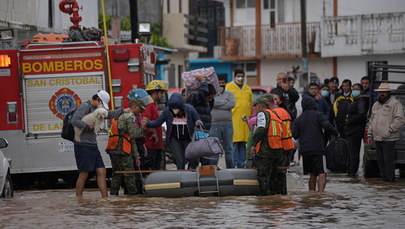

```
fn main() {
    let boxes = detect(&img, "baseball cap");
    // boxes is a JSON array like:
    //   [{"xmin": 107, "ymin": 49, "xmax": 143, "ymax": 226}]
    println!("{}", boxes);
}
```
[
  {"xmin": 329, "ymin": 77, "xmax": 339, "ymax": 83},
  {"xmin": 97, "ymin": 90, "xmax": 110, "ymax": 109}
]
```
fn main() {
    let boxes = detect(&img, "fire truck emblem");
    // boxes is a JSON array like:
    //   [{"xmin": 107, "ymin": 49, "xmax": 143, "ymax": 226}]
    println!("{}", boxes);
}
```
[{"xmin": 49, "ymin": 88, "xmax": 82, "ymax": 120}]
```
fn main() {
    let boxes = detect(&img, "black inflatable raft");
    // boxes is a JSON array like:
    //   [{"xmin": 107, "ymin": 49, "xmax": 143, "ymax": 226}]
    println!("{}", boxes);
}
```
[{"xmin": 144, "ymin": 167, "xmax": 260, "ymax": 198}]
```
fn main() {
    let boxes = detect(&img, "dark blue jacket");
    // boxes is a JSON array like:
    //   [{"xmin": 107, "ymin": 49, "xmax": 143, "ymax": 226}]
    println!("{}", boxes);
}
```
[
  {"xmin": 147, "ymin": 93, "xmax": 201, "ymax": 141},
  {"xmin": 292, "ymin": 96, "xmax": 338, "ymax": 156},
  {"xmin": 364, "ymin": 88, "xmax": 378, "ymax": 104},
  {"xmin": 303, "ymin": 93, "xmax": 331, "ymax": 121}
]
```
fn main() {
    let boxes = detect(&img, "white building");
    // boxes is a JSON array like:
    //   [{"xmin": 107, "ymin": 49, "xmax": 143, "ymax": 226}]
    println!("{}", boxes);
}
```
[{"xmin": 217, "ymin": 0, "xmax": 405, "ymax": 87}]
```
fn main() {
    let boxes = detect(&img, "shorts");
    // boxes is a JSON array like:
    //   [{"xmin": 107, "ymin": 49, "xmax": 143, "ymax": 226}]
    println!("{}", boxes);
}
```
[
  {"xmin": 74, "ymin": 144, "xmax": 105, "ymax": 172},
  {"xmin": 303, "ymin": 155, "xmax": 327, "ymax": 175}
]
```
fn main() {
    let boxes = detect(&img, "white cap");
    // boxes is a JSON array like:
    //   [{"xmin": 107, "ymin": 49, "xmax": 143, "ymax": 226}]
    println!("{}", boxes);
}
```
[{"xmin": 97, "ymin": 90, "xmax": 110, "ymax": 109}]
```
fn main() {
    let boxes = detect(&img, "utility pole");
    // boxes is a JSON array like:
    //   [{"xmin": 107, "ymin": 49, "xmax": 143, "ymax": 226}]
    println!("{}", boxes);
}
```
[
  {"xmin": 300, "ymin": 0, "xmax": 308, "ymax": 86},
  {"xmin": 129, "ymin": 0, "xmax": 139, "ymax": 43}
]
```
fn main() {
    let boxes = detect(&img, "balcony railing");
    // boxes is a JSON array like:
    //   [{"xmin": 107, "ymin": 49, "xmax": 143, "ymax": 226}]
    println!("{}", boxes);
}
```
[
  {"xmin": 217, "ymin": 22, "xmax": 320, "ymax": 59},
  {"xmin": 321, "ymin": 12, "xmax": 405, "ymax": 57}
]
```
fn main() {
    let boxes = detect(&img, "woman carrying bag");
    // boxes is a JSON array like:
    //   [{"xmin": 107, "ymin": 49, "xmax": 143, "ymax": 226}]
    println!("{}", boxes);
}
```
[{"xmin": 144, "ymin": 93, "xmax": 202, "ymax": 170}]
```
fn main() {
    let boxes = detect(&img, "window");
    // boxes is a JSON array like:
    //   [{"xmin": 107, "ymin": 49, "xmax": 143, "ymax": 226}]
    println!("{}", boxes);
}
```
[
  {"xmin": 247, "ymin": 0, "xmax": 255, "ymax": 8},
  {"xmin": 236, "ymin": 0, "xmax": 246, "ymax": 8},
  {"xmin": 167, "ymin": 0, "xmax": 171, "ymax": 13},
  {"xmin": 48, "ymin": 0, "xmax": 53, "ymax": 28},
  {"xmin": 263, "ymin": 0, "xmax": 277, "ymax": 26},
  {"xmin": 233, "ymin": 62, "xmax": 257, "ymax": 78},
  {"xmin": 179, "ymin": 0, "xmax": 182, "ymax": 13},
  {"xmin": 236, "ymin": 0, "xmax": 255, "ymax": 9}
]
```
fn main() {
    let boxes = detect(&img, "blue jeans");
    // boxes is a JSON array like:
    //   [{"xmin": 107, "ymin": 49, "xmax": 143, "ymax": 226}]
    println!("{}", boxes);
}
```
[
  {"xmin": 233, "ymin": 142, "xmax": 246, "ymax": 168},
  {"xmin": 209, "ymin": 123, "xmax": 235, "ymax": 168}
]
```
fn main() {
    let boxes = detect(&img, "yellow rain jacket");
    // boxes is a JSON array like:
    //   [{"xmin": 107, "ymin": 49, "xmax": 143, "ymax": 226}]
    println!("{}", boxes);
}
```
[{"xmin": 225, "ymin": 82, "xmax": 253, "ymax": 142}]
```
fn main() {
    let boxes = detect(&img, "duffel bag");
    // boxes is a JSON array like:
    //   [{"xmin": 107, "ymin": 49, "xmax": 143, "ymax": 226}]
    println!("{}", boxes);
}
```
[{"xmin": 185, "ymin": 135, "xmax": 224, "ymax": 160}]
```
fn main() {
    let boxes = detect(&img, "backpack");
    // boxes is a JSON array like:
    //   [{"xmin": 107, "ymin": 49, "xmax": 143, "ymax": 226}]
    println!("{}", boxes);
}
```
[
  {"xmin": 326, "ymin": 138, "xmax": 350, "ymax": 173},
  {"xmin": 61, "ymin": 109, "xmax": 76, "ymax": 141}
]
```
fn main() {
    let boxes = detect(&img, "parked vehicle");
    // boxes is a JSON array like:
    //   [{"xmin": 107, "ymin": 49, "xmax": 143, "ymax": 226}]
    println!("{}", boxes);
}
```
[
  {"xmin": 0, "ymin": 138, "xmax": 13, "ymax": 198},
  {"xmin": 363, "ymin": 64, "xmax": 405, "ymax": 178},
  {"xmin": 0, "ymin": 0, "xmax": 158, "ymax": 187},
  {"xmin": 251, "ymin": 86, "xmax": 273, "ymax": 101}
]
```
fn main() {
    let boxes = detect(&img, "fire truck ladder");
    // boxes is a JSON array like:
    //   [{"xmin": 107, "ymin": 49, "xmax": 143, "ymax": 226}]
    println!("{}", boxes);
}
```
[{"xmin": 196, "ymin": 165, "xmax": 220, "ymax": 196}]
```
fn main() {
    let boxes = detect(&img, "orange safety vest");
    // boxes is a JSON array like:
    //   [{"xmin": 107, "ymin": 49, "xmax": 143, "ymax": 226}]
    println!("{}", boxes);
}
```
[
  {"xmin": 255, "ymin": 109, "xmax": 283, "ymax": 152},
  {"xmin": 272, "ymin": 107, "xmax": 295, "ymax": 151},
  {"xmin": 106, "ymin": 119, "xmax": 132, "ymax": 154}
]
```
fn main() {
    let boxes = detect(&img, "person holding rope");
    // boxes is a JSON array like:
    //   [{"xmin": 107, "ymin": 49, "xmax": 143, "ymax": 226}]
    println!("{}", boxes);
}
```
[{"xmin": 106, "ymin": 97, "xmax": 146, "ymax": 195}]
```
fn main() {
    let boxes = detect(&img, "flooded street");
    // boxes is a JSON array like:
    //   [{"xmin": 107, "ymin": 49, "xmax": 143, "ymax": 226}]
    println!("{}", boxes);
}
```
[{"xmin": 2, "ymin": 168, "xmax": 405, "ymax": 228}]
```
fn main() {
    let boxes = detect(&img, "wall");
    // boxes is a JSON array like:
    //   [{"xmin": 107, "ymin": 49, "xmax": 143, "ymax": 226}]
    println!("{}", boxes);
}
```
[
  {"xmin": 165, "ymin": 52, "xmax": 187, "ymax": 88},
  {"xmin": 337, "ymin": 53, "xmax": 405, "ymax": 84},
  {"xmin": 0, "ymin": 0, "xmax": 97, "ymax": 33},
  {"xmin": 189, "ymin": 60, "xmax": 233, "ymax": 83},
  {"xmin": 338, "ymin": 0, "xmax": 405, "ymax": 16},
  {"xmin": 53, "ymin": 0, "xmax": 98, "ymax": 31},
  {"xmin": 260, "ymin": 57, "xmax": 333, "ymax": 86}
]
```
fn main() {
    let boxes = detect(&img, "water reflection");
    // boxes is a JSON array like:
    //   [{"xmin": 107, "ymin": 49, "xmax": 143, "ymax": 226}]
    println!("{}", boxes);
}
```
[{"xmin": 1, "ymin": 173, "xmax": 405, "ymax": 228}]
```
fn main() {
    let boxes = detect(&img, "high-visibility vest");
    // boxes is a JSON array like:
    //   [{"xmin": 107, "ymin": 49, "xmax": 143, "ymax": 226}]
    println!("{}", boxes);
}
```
[
  {"xmin": 272, "ymin": 107, "xmax": 295, "ymax": 151},
  {"xmin": 106, "ymin": 119, "xmax": 132, "ymax": 154},
  {"xmin": 255, "ymin": 109, "xmax": 283, "ymax": 152}
]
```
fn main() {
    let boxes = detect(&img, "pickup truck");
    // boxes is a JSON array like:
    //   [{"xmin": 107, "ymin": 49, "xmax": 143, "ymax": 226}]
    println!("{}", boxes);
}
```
[{"xmin": 363, "ymin": 64, "xmax": 405, "ymax": 178}]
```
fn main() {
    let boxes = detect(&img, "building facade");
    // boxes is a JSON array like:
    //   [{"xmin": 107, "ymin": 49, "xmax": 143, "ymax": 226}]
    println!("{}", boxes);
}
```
[{"xmin": 213, "ymin": 0, "xmax": 405, "ymax": 87}]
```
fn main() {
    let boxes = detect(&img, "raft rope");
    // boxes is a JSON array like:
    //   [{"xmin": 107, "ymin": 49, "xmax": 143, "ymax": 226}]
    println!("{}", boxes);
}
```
[{"xmin": 114, "ymin": 167, "xmax": 289, "ymax": 174}]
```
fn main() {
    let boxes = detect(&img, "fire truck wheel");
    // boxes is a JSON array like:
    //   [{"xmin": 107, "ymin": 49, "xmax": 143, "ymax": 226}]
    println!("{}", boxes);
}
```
[{"xmin": 1, "ymin": 173, "xmax": 14, "ymax": 198}]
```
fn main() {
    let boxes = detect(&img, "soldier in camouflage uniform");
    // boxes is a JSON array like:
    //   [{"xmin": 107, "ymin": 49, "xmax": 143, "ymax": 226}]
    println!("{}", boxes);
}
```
[
  {"xmin": 262, "ymin": 93, "xmax": 294, "ymax": 195},
  {"xmin": 250, "ymin": 96, "xmax": 284, "ymax": 195},
  {"xmin": 106, "ymin": 98, "xmax": 145, "ymax": 195}
]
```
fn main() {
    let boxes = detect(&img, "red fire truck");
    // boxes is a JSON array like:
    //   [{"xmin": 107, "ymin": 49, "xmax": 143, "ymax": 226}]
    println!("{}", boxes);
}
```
[
  {"xmin": 0, "ymin": 2, "xmax": 158, "ymax": 186},
  {"xmin": 0, "ymin": 40, "xmax": 157, "ymax": 186}
]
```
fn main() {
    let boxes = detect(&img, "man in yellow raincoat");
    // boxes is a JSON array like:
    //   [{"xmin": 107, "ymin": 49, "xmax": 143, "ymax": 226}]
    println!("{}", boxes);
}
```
[{"xmin": 225, "ymin": 69, "xmax": 253, "ymax": 168}]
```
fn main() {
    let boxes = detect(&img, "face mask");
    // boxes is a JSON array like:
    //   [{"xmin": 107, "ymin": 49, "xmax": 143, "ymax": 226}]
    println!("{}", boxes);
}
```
[
  {"xmin": 235, "ymin": 77, "xmax": 244, "ymax": 84},
  {"xmin": 351, "ymin": 90, "xmax": 361, "ymax": 97},
  {"xmin": 172, "ymin": 108, "xmax": 180, "ymax": 114},
  {"xmin": 219, "ymin": 86, "xmax": 225, "ymax": 93},
  {"xmin": 321, "ymin": 91, "xmax": 329, "ymax": 97},
  {"xmin": 273, "ymin": 100, "xmax": 280, "ymax": 106}
]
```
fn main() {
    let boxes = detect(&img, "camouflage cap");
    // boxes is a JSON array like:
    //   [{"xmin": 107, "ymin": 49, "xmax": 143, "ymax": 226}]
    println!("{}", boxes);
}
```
[
  {"xmin": 129, "ymin": 97, "xmax": 145, "ymax": 110},
  {"xmin": 261, "ymin": 93, "xmax": 273, "ymax": 101},
  {"xmin": 254, "ymin": 96, "xmax": 270, "ymax": 106}
]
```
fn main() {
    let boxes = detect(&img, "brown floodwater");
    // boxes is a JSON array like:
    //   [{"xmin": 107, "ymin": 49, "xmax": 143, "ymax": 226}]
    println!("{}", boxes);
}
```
[{"xmin": 1, "ymin": 170, "xmax": 405, "ymax": 229}]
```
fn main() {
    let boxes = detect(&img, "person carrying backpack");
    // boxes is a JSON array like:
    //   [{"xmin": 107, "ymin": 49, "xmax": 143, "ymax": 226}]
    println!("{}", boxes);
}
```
[{"xmin": 71, "ymin": 90, "xmax": 131, "ymax": 198}]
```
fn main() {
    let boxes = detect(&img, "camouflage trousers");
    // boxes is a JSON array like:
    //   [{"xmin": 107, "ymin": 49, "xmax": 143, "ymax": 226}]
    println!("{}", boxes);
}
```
[
  {"xmin": 269, "ymin": 150, "xmax": 292, "ymax": 195},
  {"xmin": 256, "ymin": 153, "xmax": 284, "ymax": 196},
  {"xmin": 109, "ymin": 154, "xmax": 137, "ymax": 195}
]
